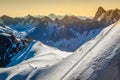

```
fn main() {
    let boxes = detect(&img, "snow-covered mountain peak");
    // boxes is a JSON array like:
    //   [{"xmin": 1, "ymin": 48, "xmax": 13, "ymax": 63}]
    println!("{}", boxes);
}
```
[
  {"xmin": 48, "ymin": 13, "xmax": 57, "ymax": 20},
  {"xmin": 41, "ymin": 16, "xmax": 53, "ymax": 22}
]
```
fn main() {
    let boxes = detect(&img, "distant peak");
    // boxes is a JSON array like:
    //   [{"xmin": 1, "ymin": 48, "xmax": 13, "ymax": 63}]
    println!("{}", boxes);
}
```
[
  {"xmin": 48, "ymin": 13, "xmax": 57, "ymax": 20},
  {"xmin": 41, "ymin": 16, "xmax": 53, "ymax": 22},
  {"xmin": 114, "ymin": 8, "xmax": 120, "ymax": 12},
  {"xmin": 115, "ymin": 8, "xmax": 119, "ymax": 10},
  {"xmin": 48, "ymin": 13, "xmax": 56, "ymax": 16},
  {"xmin": 1, "ymin": 15, "xmax": 11, "ymax": 18},
  {"xmin": 27, "ymin": 14, "xmax": 33, "ymax": 17},
  {"xmin": 63, "ymin": 15, "xmax": 76, "ymax": 19},
  {"xmin": 97, "ymin": 6, "xmax": 106, "ymax": 13},
  {"xmin": 94, "ymin": 7, "xmax": 106, "ymax": 21},
  {"xmin": 63, "ymin": 15, "xmax": 69, "ymax": 18}
]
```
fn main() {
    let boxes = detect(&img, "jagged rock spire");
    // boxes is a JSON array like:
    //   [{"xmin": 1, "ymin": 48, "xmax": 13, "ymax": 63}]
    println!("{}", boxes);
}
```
[{"xmin": 94, "ymin": 6, "xmax": 106, "ymax": 21}]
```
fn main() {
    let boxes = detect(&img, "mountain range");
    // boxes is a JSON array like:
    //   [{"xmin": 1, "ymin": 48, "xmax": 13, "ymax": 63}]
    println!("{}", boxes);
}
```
[
  {"xmin": 0, "ymin": 7, "xmax": 120, "ymax": 52},
  {"xmin": 0, "ymin": 7, "xmax": 120, "ymax": 80}
]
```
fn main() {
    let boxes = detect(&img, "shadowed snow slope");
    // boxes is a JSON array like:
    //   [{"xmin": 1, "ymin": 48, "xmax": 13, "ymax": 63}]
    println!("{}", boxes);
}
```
[
  {"xmin": 7, "ymin": 40, "xmax": 72, "ymax": 67},
  {"xmin": 0, "ymin": 20, "xmax": 120, "ymax": 80}
]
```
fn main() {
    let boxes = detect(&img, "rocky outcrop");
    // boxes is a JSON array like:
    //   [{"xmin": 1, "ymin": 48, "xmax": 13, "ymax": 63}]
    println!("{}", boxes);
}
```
[
  {"xmin": 94, "ymin": 7, "xmax": 106, "ymax": 21},
  {"xmin": 0, "ymin": 33, "xmax": 26, "ymax": 67},
  {"xmin": 94, "ymin": 7, "xmax": 120, "ymax": 26}
]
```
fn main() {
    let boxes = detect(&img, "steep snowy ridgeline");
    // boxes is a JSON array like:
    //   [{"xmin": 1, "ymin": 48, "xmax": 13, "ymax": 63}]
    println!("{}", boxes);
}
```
[
  {"xmin": 0, "ymin": 24, "xmax": 26, "ymax": 38},
  {"xmin": 65, "ymin": 20, "xmax": 120, "ymax": 80},
  {"xmin": 7, "ymin": 40, "xmax": 73, "ymax": 67},
  {"xmin": 22, "ymin": 20, "xmax": 120, "ymax": 80}
]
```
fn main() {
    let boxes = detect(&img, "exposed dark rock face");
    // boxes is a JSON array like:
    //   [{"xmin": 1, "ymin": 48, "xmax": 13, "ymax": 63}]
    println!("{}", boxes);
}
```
[
  {"xmin": 94, "ymin": 7, "xmax": 106, "ymax": 21},
  {"xmin": 0, "ymin": 33, "xmax": 26, "ymax": 67},
  {"xmin": 0, "ymin": 33, "xmax": 12, "ymax": 67}
]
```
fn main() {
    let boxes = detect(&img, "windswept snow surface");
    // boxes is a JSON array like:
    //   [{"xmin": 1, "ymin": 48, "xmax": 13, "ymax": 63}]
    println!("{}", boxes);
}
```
[
  {"xmin": 0, "ymin": 40, "xmax": 73, "ymax": 80},
  {"xmin": 0, "ymin": 20, "xmax": 120, "ymax": 80},
  {"xmin": 7, "ymin": 40, "xmax": 72, "ymax": 67}
]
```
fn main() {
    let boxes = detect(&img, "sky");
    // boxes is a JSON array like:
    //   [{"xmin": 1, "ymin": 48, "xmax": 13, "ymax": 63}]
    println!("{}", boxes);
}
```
[{"xmin": 0, "ymin": 0, "xmax": 119, "ymax": 17}]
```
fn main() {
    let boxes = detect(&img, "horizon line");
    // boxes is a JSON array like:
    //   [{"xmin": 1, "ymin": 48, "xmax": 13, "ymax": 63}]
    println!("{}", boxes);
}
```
[{"xmin": 0, "ymin": 14, "xmax": 94, "ymax": 18}]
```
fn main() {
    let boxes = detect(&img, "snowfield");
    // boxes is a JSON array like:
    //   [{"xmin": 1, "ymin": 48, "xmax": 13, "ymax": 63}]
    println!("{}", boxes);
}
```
[
  {"xmin": 7, "ymin": 40, "xmax": 72, "ymax": 67},
  {"xmin": 0, "ymin": 40, "xmax": 72, "ymax": 80},
  {"xmin": 0, "ymin": 20, "xmax": 120, "ymax": 80}
]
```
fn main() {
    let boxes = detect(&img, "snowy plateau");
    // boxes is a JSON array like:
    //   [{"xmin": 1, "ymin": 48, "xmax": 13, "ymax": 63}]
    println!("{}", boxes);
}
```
[{"xmin": 0, "ymin": 7, "xmax": 120, "ymax": 80}]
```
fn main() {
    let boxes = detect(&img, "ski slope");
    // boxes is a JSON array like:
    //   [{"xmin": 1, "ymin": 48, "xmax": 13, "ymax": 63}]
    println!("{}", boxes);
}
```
[{"xmin": 0, "ymin": 20, "xmax": 120, "ymax": 80}]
